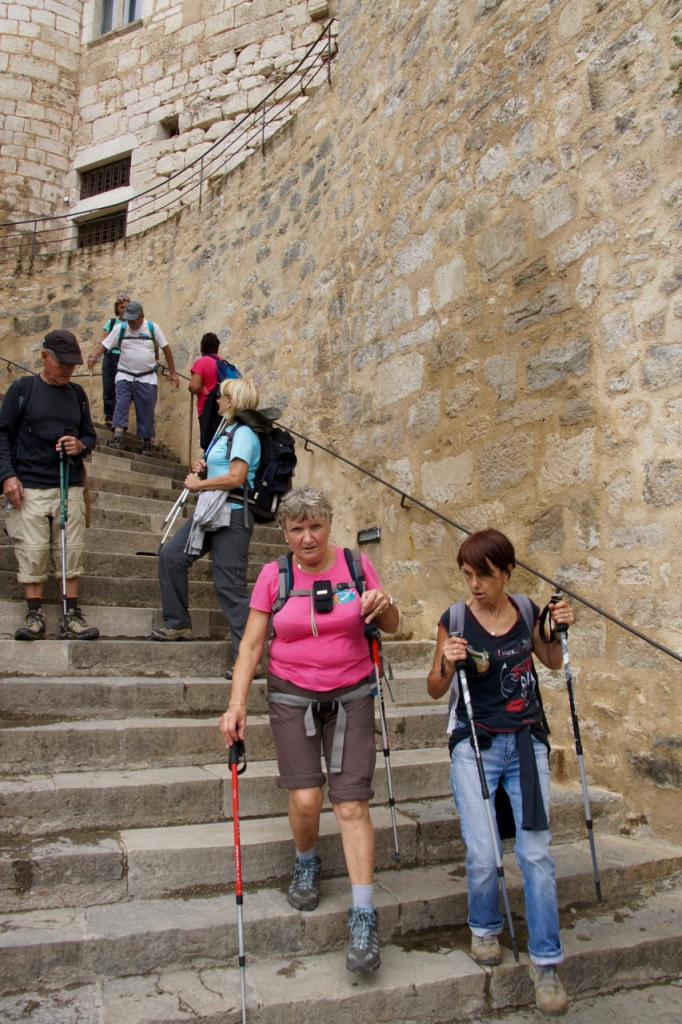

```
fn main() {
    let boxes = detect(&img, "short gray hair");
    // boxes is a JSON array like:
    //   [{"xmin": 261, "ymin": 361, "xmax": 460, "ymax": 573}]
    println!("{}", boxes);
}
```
[{"xmin": 276, "ymin": 488, "xmax": 333, "ymax": 527}]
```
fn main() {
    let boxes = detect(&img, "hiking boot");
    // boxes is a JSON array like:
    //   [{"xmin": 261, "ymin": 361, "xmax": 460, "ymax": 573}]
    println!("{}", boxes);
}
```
[
  {"xmin": 58, "ymin": 609, "xmax": 100, "ymax": 641},
  {"xmin": 287, "ymin": 855, "xmax": 321, "ymax": 911},
  {"xmin": 346, "ymin": 907, "xmax": 381, "ymax": 974},
  {"xmin": 107, "ymin": 433, "xmax": 123, "ymax": 451},
  {"xmin": 14, "ymin": 609, "xmax": 46, "ymax": 641},
  {"xmin": 142, "ymin": 440, "xmax": 153, "ymax": 455},
  {"xmin": 471, "ymin": 933, "xmax": 502, "ymax": 966},
  {"xmin": 151, "ymin": 626, "xmax": 193, "ymax": 641},
  {"xmin": 529, "ymin": 964, "xmax": 569, "ymax": 1016}
]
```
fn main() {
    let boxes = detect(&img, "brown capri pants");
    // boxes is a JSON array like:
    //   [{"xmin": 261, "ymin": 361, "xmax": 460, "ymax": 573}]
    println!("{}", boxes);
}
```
[
  {"xmin": 5, "ymin": 486, "xmax": 86, "ymax": 584},
  {"xmin": 267, "ymin": 672, "xmax": 377, "ymax": 803}
]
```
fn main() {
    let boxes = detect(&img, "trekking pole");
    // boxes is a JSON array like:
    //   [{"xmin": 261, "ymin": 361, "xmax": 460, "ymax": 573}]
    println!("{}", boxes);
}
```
[
  {"xmin": 159, "ymin": 416, "xmax": 229, "ymax": 547},
  {"xmin": 451, "ymin": 631, "xmax": 520, "ymax": 962},
  {"xmin": 228, "ymin": 739, "xmax": 248, "ymax": 1024},
  {"xmin": 59, "ymin": 442, "xmax": 69, "ymax": 620},
  {"xmin": 548, "ymin": 593, "xmax": 602, "ymax": 903},
  {"xmin": 366, "ymin": 624, "xmax": 401, "ymax": 861}
]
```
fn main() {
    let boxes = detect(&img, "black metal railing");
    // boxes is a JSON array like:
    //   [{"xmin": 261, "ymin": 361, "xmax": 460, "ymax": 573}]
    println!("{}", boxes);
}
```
[{"xmin": 0, "ymin": 20, "xmax": 337, "ymax": 257}]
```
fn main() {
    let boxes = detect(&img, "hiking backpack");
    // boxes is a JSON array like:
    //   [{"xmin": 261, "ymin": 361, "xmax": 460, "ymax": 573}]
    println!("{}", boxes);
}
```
[
  {"xmin": 210, "ymin": 354, "xmax": 241, "ymax": 385},
  {"xmin": 224, "ymin": 411, "xmax": 297, "ymax": 524}
]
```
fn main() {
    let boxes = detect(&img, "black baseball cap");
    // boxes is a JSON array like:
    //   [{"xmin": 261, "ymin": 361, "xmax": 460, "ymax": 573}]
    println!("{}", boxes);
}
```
[{"xmin": 43, "ymin": 330, "xmax": 83, "ymax": 366}]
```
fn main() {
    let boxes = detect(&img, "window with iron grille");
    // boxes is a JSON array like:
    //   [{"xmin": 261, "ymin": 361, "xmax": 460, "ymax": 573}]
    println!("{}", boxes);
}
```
[
  {"xmin": 77, "ymin": 211, "xmax": 127, "ymax": 249},
  {"xmin": 80, "ymin": 157, "xmax": 131, "ymax": 200}
]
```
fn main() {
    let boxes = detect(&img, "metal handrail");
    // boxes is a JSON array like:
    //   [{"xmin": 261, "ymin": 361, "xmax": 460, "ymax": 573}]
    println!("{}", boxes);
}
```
[
  {"xmin": 0, "ymin": 20, "xmax": 338, "ymax": 255},
  {"xmin": 278, "ymin": 423, "xmax": 682, "ymax": 666},
  {"xmin": 2, "ymin": 352, "xmax": 678, "ymax": 664}
]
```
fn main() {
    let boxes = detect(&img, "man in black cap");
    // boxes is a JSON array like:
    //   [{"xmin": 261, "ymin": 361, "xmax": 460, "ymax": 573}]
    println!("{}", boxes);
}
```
[
  {"xmin": 88, "ymin": 300, "xmax": 179, "ymax": 454},
  {"xmin": 0, "ymin": 330, "xmax": 99, "ymax": 640}
]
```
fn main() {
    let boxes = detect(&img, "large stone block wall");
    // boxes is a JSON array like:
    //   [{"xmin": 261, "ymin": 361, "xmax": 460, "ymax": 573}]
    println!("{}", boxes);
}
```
[
  {"xmin": 1, "ymin": 0, "xmax": 336, "ymax": 240},
  {"xmin": 1, "ymin": 0, "xmax": 681, "ymax": 836},
  {"xmin": 0, "ymin": 0, "xmax": 81, "ymax": 222}
]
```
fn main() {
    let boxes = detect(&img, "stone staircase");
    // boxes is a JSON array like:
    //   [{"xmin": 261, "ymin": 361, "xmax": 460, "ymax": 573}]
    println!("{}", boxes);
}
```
[{"xmin": 1, "ymin": 424, "xmax": 681, "ymax": 1022}]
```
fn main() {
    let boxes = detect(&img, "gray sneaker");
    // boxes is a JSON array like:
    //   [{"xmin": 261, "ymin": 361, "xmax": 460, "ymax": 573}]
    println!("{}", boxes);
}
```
[
  {"xmin": 471, "ymin": 932, "xmax": 502, "ymax": 966},
  {"xmin": 346, "ymin": 907, "xmax": 380, "ymax": 974},
  {"xmin": 107, "ymin": 434, "xmax": 123, "ymax": 450},
  {"xmin": 58, "ymin": 609, "xmax": 100, "ymax": 641},
  {"xmin": 14, "ymin": 609, "xmax": 46, "ymax": 641},
  {"xmin": 151, "ymin": 626, "xmax": 193, "ymax": 641},
  {"xmin": 529, "ymin": 964, "xmax": 569, "ymax": 1016},
  {"xmin": 287, "ymin": 855, "xmax": 321, "ymax": 911}
]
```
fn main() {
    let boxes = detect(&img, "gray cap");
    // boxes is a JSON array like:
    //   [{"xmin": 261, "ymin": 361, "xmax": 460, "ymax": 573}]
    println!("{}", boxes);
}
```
[{"xmin": 122, "ymin": 301, "xmax": 144, "ymax": 321}]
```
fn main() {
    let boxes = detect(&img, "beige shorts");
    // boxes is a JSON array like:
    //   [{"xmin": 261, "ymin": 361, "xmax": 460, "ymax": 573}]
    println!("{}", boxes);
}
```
[{"xmin": 4, "ymin": 486, "xmax": 86, "ymax": 584}]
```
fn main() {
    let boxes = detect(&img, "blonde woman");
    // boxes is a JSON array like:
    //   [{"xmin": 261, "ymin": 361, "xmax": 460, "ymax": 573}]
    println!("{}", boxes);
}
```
[{"xmin": 152, "ymin": 378, "xmax": 260, "ymax": 673}]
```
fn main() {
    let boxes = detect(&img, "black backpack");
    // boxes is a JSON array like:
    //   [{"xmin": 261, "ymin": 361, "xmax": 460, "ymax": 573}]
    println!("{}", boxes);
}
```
[{"xmin": 227, "ymin": 408, "xmax": 297, "ymax": 524}]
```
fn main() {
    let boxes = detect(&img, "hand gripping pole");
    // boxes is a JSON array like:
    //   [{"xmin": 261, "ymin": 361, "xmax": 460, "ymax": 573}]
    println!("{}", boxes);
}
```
[
  {"xmin": 228, "ymin": 740, "xmax": 248, "ymax": 1023},
  {"xmin": 366, "ymin": 624, "xmax": 401, "ymax": 861},
  {"xmin": 451, "ymin": 632, "xmax": 520, "ymax": 962},
  {"xmin": 159, "ymin": 416, "xmax": 230, "ymax": 547},
  {"xmin": 549, "ymin": 593, "xmax": 602, "ymax": 902}
]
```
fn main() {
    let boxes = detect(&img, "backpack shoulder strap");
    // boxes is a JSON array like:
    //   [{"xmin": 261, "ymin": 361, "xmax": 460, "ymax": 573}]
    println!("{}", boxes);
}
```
[
  {"xmin": 146, "ymin": 321, "xmax": 159, "ymax": 362},
  {"xmin": 118, "ymin": 323, "xmax": 127, "ymax": 344},
  {"xmin": 511, "ymin": 594, "xmax": 535, "ymax": 640},
  {"xmin": 16, "ymin": 375, "xmax": 37, "ymax": 419},
  {"xmin": 343, "ymin": 548, "xmax": 365, "ymax": 594},
  {"xmin": 271, "ymin": 552, "xmax": 294, "ymax": 616},
  {"xmin": 447, "ymin": 600, "xmax": 466, "ymax": 637}
]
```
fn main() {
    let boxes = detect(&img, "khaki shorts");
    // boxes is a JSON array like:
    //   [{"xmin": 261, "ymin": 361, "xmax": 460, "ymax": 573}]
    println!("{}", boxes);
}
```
[
  {"xmin": 5, "ymin": 486, "xmax": 86, "ymax": 584},
  {"xmin": 267, "ymin": 672, "xmax": 377, "ymax": 804}
]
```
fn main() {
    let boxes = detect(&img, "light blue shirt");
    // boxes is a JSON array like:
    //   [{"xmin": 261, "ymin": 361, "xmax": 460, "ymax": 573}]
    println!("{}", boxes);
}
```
[{"xmin": 207, "ymin": 423, "xmax": 260, "ymax": 509}]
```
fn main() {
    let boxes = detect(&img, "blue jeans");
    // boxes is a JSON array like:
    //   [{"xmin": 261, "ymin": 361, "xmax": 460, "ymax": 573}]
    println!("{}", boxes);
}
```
[{"xmin": 450, "ymin": 729, "xmax": 563, "ymax": 965}]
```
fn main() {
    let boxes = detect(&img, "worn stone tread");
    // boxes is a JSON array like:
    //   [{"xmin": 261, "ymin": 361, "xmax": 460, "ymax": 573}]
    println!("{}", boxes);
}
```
[{"xmin": 0, "ymin": 843, "xmax": 680, "ymax": 998}]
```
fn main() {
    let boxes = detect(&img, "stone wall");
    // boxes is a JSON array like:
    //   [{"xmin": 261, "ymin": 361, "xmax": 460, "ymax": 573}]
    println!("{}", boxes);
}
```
[
  {"xmin": 0, "ymin": 0, "xmax": 81, "ymax": 222},
  {"xmin": 1, "ymin": 0, "xmax": 681, "ymax": 837}
]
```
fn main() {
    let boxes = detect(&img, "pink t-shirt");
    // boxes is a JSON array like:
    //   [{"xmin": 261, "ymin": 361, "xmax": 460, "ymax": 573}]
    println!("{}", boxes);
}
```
[
  {"xmin": 250, "ymin": 547, "xmax": 382, "ymax": 692},
  {"xmin": 191, "ymin": 355, "xmax": 219, "ymax": 415}
]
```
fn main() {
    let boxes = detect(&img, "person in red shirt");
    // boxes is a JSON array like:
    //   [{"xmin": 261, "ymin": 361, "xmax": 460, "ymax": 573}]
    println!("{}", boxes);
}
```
[{"xmin": 188, "ymin": 333, "xmax": 241, "ymax": 450}]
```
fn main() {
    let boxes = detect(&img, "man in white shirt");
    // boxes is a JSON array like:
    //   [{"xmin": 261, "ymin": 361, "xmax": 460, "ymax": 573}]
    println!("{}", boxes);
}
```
[{"xmin": 88, "ymin": 301, "xmax": 179, "ymax": 453}]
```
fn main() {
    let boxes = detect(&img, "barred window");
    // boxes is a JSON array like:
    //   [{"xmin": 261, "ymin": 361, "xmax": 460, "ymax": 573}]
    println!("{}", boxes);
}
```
[
  {"xmin": 101, "ymin": 0, "xmax": 141, "ymax": 36},
  {"xmin": 77, "ymin": 211, "xmax": 127, "ymax": 249},
  {"xmin": 80, "ymin": 157, "xmax": 131, "ymax": 200}
]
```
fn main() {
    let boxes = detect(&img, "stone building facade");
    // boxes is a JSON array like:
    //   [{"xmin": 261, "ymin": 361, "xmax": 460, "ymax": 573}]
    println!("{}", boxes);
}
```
[
  {"xmin": 1, "ymin": 0, "xmax": 681, "ymax": 837},
  {"xmin": 1, "ymin": 0, "xmax": 335, "ymax": 242}
]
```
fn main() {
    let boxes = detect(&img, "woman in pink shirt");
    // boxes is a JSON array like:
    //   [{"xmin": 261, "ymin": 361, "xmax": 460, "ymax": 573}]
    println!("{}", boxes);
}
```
[{"xmin": 220, "ymin": 488, "xmax": 399, "ymax": 976}]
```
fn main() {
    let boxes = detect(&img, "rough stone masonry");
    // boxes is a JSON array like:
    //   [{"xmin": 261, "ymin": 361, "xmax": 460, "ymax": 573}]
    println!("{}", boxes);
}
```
[{"xmin": 0, "ymin": 0, "xmax": 680, "ymax": 838}]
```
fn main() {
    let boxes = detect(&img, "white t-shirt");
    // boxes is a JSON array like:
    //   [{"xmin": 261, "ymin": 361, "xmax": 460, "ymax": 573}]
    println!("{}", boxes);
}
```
[{"xmin": 102, "ymin": 321, "xmax": 168, "ymax": 386}]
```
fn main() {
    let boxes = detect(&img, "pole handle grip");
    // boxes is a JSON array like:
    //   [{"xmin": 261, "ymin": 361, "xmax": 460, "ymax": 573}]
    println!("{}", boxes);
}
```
[
  {"xmin": 550, "ymin": 591, "xmax": 569, "ymax": 634},
  {"xmin": 228, "ymin": 740, "xmax": 247, "ymax": 774}
]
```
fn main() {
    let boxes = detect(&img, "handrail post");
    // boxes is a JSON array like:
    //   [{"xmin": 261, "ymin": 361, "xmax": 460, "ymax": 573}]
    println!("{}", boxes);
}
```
[{"xmin": 31, "ymin": 219, "xmax": 37, "ymax": 259}]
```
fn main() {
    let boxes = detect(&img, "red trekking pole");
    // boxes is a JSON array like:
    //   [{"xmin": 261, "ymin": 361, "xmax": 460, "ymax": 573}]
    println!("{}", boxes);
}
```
[{"xmin": 228, "ymin": 740, "xmax": 248, "ymax": 1023}]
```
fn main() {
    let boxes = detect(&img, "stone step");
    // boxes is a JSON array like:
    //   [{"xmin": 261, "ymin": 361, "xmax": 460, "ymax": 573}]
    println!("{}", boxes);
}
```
[
  {"xmin": 0, "ymin": 569, "xmax": 254, "ymax": 609},
  {"xmin": 88, "ymin": 459, "xmax": 181, "ymax": 491},
  {"xmin": 0, "ymin": 638, "xmax": 230, "ymax": 679},
  {"xmin": 0, "ymin": 707, "xmax": 449, "ymax": 774},
  {"xmin": 93, "ymin": 425, "xmax": 180, "ymax": 462},
  {"xmin": 82, "ymin": 526, "xmax": 285, "ymax": 558},
  {"xmin": 0, "ymin": 638, "xmax": 424, "ymax": 680},
  {"xmin": 0, "ymin": 671, "xmax": 440, "ymax": 721},
  {"xmin": 6, "ymin": 884, "xmax": 679, "ymax": 1024},
  {"xmin": 86, "ymin": 498, "xmax": 282, "ymax": 544},
  {"xmin": 0, "ymin": 544, "xmax": 269, "ymax": 582},
  {"xmin": 0, "ymin": 728, "xmax": 620, "ymax": 836},
  {"xmin": 91, "ymin": 445, "xmax": 185, "ymax": 478},
  {"xmin": 0, "ymin": 600, "xmax": 236, "ymax": 641},
  {"xmin": 0, "ymin": 837, "xmax": 679, "ymax": 997},
  {"xmin": 0, "ymin": 787, "xmax": 635, "ymax": 911}
]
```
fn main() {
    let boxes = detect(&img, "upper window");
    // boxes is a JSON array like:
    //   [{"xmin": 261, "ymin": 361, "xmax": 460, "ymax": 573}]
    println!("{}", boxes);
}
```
[
  {"xmin": 80, "ymin": 156, "xmax": 131, "ymax": 200},
  {"xmin": 101, "ymin": 0, "xmax": 141, "ymax": 35}
]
